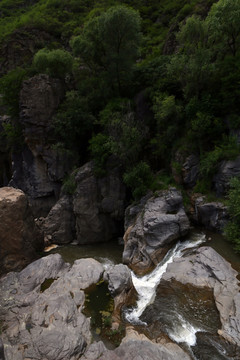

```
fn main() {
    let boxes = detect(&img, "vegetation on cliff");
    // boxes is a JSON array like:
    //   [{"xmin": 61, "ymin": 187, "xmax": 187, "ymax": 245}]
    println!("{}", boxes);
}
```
[{"xmin": 1, "ymin": 0, "xmax": 240, "ymax": 248}]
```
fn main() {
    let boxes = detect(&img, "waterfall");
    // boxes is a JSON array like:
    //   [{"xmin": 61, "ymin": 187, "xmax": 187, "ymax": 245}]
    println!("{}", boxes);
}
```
[{"xmin": 124, "ymin": 233, "xmax": 206, "ymax": 346}]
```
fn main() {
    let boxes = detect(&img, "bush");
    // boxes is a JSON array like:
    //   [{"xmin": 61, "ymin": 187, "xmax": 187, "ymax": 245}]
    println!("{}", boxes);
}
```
[
  {"xmin": 33, "ymin": 48, "xmax": 73, "ymax": 79},
  {"xmin": 0, "ymin": 67, "xmax": 27, "ymax": 117},
  {"xmin": 123, "ymin": 161, "xmax": 153, "ymax": 200}
]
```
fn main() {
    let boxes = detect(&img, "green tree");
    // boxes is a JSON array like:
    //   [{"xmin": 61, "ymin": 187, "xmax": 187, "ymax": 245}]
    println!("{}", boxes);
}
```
[
  {"xmin": 151, "ymin": 94, "xmax": 182, "ymax": 163},
  {"xmin": 207, "ymin": 0, "xmax": 240, "ymax": 57},
  {"xmin": 71, "ymin": 5, "xmax": 142, "ymax": 95},
  {"xmin": 33, "ymin": 48, "xmax": 73, "ymax": 79},
  {"xmin": 53, "ymin": 91, "xmax": 95, "ymax": 159}
]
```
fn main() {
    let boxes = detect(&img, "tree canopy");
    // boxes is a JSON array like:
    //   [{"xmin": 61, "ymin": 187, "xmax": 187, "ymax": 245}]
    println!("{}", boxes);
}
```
[{"xmin": 71, "ymin": 5, "xmax": 142, "ymax": 95}]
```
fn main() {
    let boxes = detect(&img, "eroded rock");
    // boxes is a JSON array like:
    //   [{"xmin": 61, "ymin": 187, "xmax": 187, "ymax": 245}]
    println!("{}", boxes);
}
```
[
  {"xmin": 0, "ymin": 187, "xmax": 44, "ymax": 275},
  {"xmin": 9, "ymin": 74, "xmax": 73, "ymax": 216},
  {"xmin": 43, "ymin": 195, "xmax": 76, "ymax": 244},
  {"xmin": 123, "ymin": 188, "xmax": 190, "ymax": 273},
  {"xmin": 104, "ymin": 264, "xmax": 137, "ymax": 322},
  {"xmin": 161, "ymin": 246, "xmax": 240, "ymax": 346},
  {"xmin": 73, "ymin": 162, "xmax": 126, "ymax": 244},
  {"xmin": 0, "ymin": 254, "xmax": 104, "ymax": 360}
]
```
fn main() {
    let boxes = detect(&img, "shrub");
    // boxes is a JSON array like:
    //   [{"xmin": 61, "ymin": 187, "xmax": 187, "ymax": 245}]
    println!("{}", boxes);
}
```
[
  {"xmin": 33, "ymin": 48, "xmax": 73, "ymax": 79},
  {"xmin": 123, "ymin": 161, "xmax": 153, "ymax": 200},
  {"xmin": 0, "ymin": 67, "xmax": 27, "ymax": 117}
]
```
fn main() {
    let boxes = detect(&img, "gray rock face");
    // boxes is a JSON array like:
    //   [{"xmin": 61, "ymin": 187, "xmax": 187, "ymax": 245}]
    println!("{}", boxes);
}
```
[
  {"xmin": 193, "ymin": 196, "xmax": 229, "ymax": 232},
  {"xmin": 123, "ymin": 188, "xmax": 190, "ymax": 273},
  {"xmin": 102, "ymin": 330, "xmax": 191, "ymax": 360},
  {"xmin": 0, "ymin": 254, "xmax": 104, "ymax": 360},
  {"xmin": 43, "ymin": 195, "xmax": 76, "ymax": 244},
  {"xmin": 73, "ymin": 162, "xmax": 126, "ymax": 244},
  {"xmin": 162, "ymin": 246, "xmax": 240, "ymax": 346},
  {"xmin": 104, "ymin": 264, "xmax": 137, "ymax": 322},
  {"xmin": 0, "ymin": 187, "xmax": 44, "ymax": 275},
  {"xmin": 10, "ymin": 74, "xmax": 73, "ymax": 216},
  {"xmin": 213, "ymin": 155, "xmax": 240, "ymax": 196},
  {"xmin": 104, "ymin": 264, "xmax": 133, "ymax": 297}
]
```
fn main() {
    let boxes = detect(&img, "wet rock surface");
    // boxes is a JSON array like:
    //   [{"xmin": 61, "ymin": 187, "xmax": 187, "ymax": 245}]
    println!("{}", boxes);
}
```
[
  {"xmin": 161, "ymin": 246, "xmax": 240, "ymax": 347},
  {"xmin": 0, "ymin": 187, "xmax": 43, "ymax": 275},
  {"xmin": 101, "ymin": 327, "xmax": 191, "ymax": 360},
  {"xmin": 73, "ymin": 162, "xmax": 126, "ymax": 244},
  {"xmin": 123, "ymin": 188, "xmax": 190, "ymax": 273}
]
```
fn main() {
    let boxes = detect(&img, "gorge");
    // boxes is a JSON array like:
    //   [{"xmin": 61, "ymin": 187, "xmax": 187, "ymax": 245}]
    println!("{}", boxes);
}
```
[{"xmin": 1, "ymin": 0, "xmax": 240, "ymax": 359}]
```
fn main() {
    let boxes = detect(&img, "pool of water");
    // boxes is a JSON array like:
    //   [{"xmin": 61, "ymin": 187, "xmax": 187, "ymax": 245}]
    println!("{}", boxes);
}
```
[{"xmin": 50, "ymin": 239, "xmax": 123, "ymax": 266}]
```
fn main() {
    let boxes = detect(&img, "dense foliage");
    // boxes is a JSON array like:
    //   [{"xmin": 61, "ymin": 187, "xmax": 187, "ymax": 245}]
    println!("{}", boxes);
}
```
[{"xmin": 1, "ymin": 0, "xmax": 240, "ymax": 245}]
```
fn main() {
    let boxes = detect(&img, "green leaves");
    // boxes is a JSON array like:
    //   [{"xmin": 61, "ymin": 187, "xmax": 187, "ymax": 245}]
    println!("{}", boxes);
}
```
[
  {"xmin": 33, "ymin": 48, "xmax": 73, "ymax": 79},
  {"xmin": 71, "ymin": 5, "xmax": 142, "ymax": 95}
]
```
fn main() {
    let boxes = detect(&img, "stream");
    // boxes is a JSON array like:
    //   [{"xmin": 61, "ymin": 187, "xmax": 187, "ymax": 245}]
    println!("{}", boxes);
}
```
[{"xmin": 52, "ymin": 232, "xmax": 240, "ymax": 360}]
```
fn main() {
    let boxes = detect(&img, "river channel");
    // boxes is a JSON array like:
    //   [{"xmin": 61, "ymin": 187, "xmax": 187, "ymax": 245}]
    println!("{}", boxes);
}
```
[{"xmin": 51, "ymin": 231, "xmax": 240, "ymax": 360}]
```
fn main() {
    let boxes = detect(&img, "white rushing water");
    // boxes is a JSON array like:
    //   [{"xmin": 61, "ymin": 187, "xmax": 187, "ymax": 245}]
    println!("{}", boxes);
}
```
[{"xmin": 124, "ymin": 233, "xmax": 206, "ymax": 346}]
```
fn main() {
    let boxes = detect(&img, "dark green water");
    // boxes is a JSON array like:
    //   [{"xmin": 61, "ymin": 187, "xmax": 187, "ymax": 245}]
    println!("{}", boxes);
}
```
[
  {"xmin": 205, "ymin": 230, "xmax": 240, "ymax": 274},
  {"xmin": 50, "ymin": 239, "xmax": 123, "ymax": 265}
]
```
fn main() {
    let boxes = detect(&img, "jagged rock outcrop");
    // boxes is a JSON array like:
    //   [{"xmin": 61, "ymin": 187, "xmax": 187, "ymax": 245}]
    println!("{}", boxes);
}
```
[
  {"xmin": 161, "ymin": 246, "xmax": 240, "ymax": 347},
  {"xmin": 0, "ymin": 254, "xmax": 103, "ymax": 360},
  {"xmin": 42, "ymin": 195, "xmax": 75, "ymax": 244},
  {"xmin": 73, "ymin": 161, "xmax": 126, "ymax": 244},
  {"xmin": 191, "ymin": 195, "xmax": 229, "ymax": 232},
  {"xmin": 213, "ymin": 155, "xmax": 240, "ymax": 196},
  {"xmin": 0, "ymin": 187, "xmax": 43, "ymax": 275},
  {"xmin": 123, "ymin": 188, "xmax": 190, "ymax": 273},
  {"xmin": 10, "ymin": 74, "xmax": 72, "ymax": 216},
  {"xmin": 104, "ymin": 264, "xmax": 137, "ymax": 322}
]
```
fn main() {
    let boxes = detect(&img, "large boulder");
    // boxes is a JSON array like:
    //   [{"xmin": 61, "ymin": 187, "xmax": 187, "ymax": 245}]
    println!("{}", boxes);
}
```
[
  {"xmin": 104, "ymin": 264, "xmax": 137, "ymax": 322},
  {"xmin": 123, "ymin": 188, "xmax": 190, "ymax": 273},
  {"xmin": 9, "ymin": 74, "xmax": 72, "ymax": 216},
  {"xmin": 0, "ymin": 254, "xmax": 104, "ymax": 360},
  {"xmin": 0, "ymin": 187, "xmax": 44, "ymax": 275},
  {"xmin": 73, "ymin": 162, "xmax": 126, "ymax": 244},
  {"xmin": 161, "ymin": 246, "xmax": 240, "ymax": 346}
]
